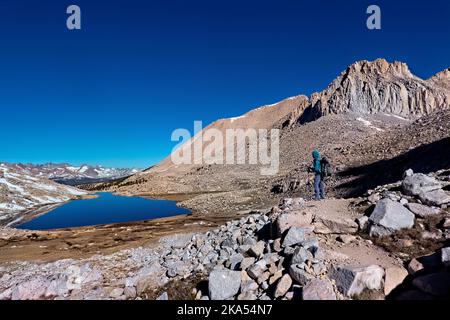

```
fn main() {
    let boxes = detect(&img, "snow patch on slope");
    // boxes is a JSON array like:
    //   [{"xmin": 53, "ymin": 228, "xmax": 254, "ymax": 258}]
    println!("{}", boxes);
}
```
[
  {"xmin": 0, "ymin": 164, "xmax": 88, "ymax": 222},
  {"xmin": 356, "ymin": 117, "xmax": 385, "ymax": 132},
  {"xmin": 383, "ymin": 113, "xmax": 410, "ymax": 121}
]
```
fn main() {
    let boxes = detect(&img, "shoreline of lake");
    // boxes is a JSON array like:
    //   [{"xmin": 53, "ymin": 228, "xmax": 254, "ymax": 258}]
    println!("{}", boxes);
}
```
[
  {"xmin": 0, "ymin": 189, "xmax": 274, "ymax": 263},
  {"xmin": 15, "ymin": 192, "xmax": 191, "ymax": 231}
]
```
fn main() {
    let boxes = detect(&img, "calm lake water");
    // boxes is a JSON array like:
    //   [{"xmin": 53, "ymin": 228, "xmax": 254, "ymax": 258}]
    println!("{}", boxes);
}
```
[{"xmin": 17, "ymin": 192, "xmax": 190, "ymax": 230}]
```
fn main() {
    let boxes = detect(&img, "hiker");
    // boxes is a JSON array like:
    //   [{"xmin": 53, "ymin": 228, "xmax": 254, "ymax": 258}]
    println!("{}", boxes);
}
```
[{"xmin": 310, "ymin": 149, "xmax": 325, "ymax": 200}]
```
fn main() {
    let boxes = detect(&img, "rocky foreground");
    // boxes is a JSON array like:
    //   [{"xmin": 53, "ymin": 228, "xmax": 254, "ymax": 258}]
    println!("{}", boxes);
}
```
[{"xmin": 0, "ymin": 169, "xmax": 448, "ymax": 300}]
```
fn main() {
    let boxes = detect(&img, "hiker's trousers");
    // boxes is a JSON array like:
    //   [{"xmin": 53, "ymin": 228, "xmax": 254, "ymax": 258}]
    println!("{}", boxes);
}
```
[{"xmin": 314, "ymin": 174, "xmax": 325, "ymax": 200}]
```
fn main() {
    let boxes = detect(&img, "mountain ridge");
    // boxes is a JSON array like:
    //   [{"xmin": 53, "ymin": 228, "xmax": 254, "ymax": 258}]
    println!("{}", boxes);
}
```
[
  {"xmin": 0, "ymin": 162, "xmax": 141, "ymax": 185},
  {"xmin": 0, "ymin": 163, "xmax": 89, "ymax": 226},
  {"xmin": 138, "ymin": 58, "xmax": 450, "ymax": 175},
  {"xmin": 297, "ymin": 58, "xmax": 450, "ymax": 123}
]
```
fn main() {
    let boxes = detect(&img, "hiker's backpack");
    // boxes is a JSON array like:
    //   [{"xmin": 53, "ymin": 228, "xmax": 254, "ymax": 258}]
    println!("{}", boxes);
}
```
[{"xmin": 320, "ymin": 157, "xmax": 333, "ymax": 177}]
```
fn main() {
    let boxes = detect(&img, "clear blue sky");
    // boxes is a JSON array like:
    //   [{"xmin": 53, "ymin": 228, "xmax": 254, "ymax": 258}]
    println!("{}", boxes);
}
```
[{"xmin": 0, "ymin": 0, "xmax": 449, "ymax": 168}]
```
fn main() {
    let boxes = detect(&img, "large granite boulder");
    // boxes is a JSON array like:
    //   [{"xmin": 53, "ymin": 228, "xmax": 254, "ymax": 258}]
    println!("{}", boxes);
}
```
[
  {"xmin": 208, "ymin": 268, "xmax": 241, "ymax": 300},
  {"xmin": 402, "ymin": 173, "xmax": 442, "ymax": 196},
  {"xmin": 329, "ymin": 265, "xmax": 385, "ymax": 297},
  {"xmin": 368, "ymin": 198, "xmax": 415, "ymax": 237}
]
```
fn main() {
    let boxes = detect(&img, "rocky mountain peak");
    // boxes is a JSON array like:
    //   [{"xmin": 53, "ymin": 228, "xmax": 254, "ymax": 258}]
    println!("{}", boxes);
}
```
[
  {"xmin": 430, "ymin": 67, "xmax": 450, "ymax": 79},
  {"xmin": 428, "ymin": 68, "xmax": 450, "ymax": 90},
  {"xmin": 348, "ymin": 58, "xmax": 414, "ymax": 79},
  {"xmin": 297, "ymin": 59, "xmax": 450, "ymax": 123}
]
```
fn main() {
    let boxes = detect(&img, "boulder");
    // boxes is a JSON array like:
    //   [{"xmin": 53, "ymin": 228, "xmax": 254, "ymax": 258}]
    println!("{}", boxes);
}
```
[
  {"xmin": 384, "ymin": 266, "xmax": 408, "ymax": 295},
  {"xmin": 274, "ymin": 274, "xmax": 292, "ymax": 298},
  {"xmin": 418, "ymin": 189, "xmax": 450, "ymax": 207},
  {"xmin": 263, "ymin": 252, "xmax": 280, "ymax": 265},
  {"xmin": 221, "ymin": 237, "xmax": 236, "ymax": 248},
  {"xmin": 268, "ymin": 263, "xmax": 278, "ymax": 275},
  {"xmin": 402, "ymin": 173, "xmax": 442, "ymax": 196},
  {"xmin": 256, "ymin": 272, "xmax": 271, "ymax": 285},
  {"xmin": 240, "ymin": 271, "xmax": 259, "ymax": 293},
  {"xmin": 240, "ymin": 257, "xmax": 255, "ymax": 271},
  {"xmin": 291, "ymin": 246, "xmax": 313, "ymax": 264},
  {"xmin": 240, "ymin": 236, "xmax": 256, "ymax": 246},
  {"xmin": 269, "ymin": 270, "xmax": 283, "ymax": 285},
  {"xmin": 302, "ymin": 279, "xmax": 337, "ymax": 300},
  {"xmin": 313, "ymin": 214, "xmax": 358, "ymax": 234},
  {"xmin": 280, "ymin": 198, "xmax": 306, "ymax": 210},
  {"xmin": 368, "ymin": 198, "xmax": 415, "ymax": 237},
  {"xmin": 208, "ymin": 269, "xmax": 241, "ymax": 300},
  {"xmin": 312, "ymin": 262, "xmax": 327, "ymax": 276},
  {"xmin": 247, "ymin": 261, "xmax": 267, "ymax": 280},
  {"xmin": 45, "ymin": 274, "xmax": 69, "ymax": 298},
  {"xmin": 282, "ymin": 227, "xmax": 307, "ymax": 247},
  {"xmin": 136, "ymin": 263, "xmax": 168, "ymax": 295},
  {"xmin": 329, "ymin": 265, "xmax": 385, "ymax": 297},
  {"xmin": 368, "ymin": 193, "xmax": 382, "ymax": 204},
  {"xmin": 248, "ymin": 241, "xmax": 265, "ymax": 258},
  {"xmin": 289, "ymin": 264, "xmax": 313, "ymax": 285},
  {"xmin": 225, "ymin": 253, "xmax": 244, "ymax": 270},
  {"xmin": 166, "ymin": 261, "xmax": 191, "ymax": 278},
  {"xmin": 275, "ymin": 211, "xmax": 313, "ymax": 237},
  {"xmin": 159, "ymin": 233, "xmax": 193, "ymax": 249},
  {"xmin": 272, "ymin": 238, "xmax": 282, "ymax": 252},
  {"xmin": 404, "ymin": 169, "xmax": 414, "ymax": 178},
  {"xmin": 356, "ymin": 216, "xmax": 369, "ymax": 231},
  {"xmin": 337, "ymin": 235, "xmax": 357, "ymax": 244},
  {"xmin": 65, "ymin": 264, "xmax": 103, "ymax": 291},
  {"xmin": 299, "ymin": 238, "xmax": 319, "ymax": 252},
  {"xmin": 406, "ymin": 203, "xmax": 441, "ymax": 218}
]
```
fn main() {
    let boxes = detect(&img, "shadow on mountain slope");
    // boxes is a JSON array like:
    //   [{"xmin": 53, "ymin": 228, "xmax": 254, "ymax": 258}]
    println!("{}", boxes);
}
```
[{"xmin": 335, "ymin": 137, "xmax": 450, "ymax": 198}]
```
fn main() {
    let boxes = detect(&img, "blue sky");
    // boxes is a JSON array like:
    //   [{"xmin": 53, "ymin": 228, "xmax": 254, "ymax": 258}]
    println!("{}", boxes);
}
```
[{"xmin": 0, "ymin": 0, "xmax": 449, "ymax": 168}]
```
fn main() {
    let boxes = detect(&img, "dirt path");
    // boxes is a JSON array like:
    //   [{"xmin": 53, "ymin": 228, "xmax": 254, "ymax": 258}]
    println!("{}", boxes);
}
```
[{"xmin": 305, "ymin": 198, "xmax": 403, "ymax": 269}]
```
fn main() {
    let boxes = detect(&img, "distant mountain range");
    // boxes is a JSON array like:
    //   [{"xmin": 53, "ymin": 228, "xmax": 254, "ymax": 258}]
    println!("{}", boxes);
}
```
[
  {"xmin": 0, "ymin": 163, "xmax": 88, "ymax": 225},
  {"xmin": 0, "ymin": 163, "xmax": 141, "ymax": 185}
]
